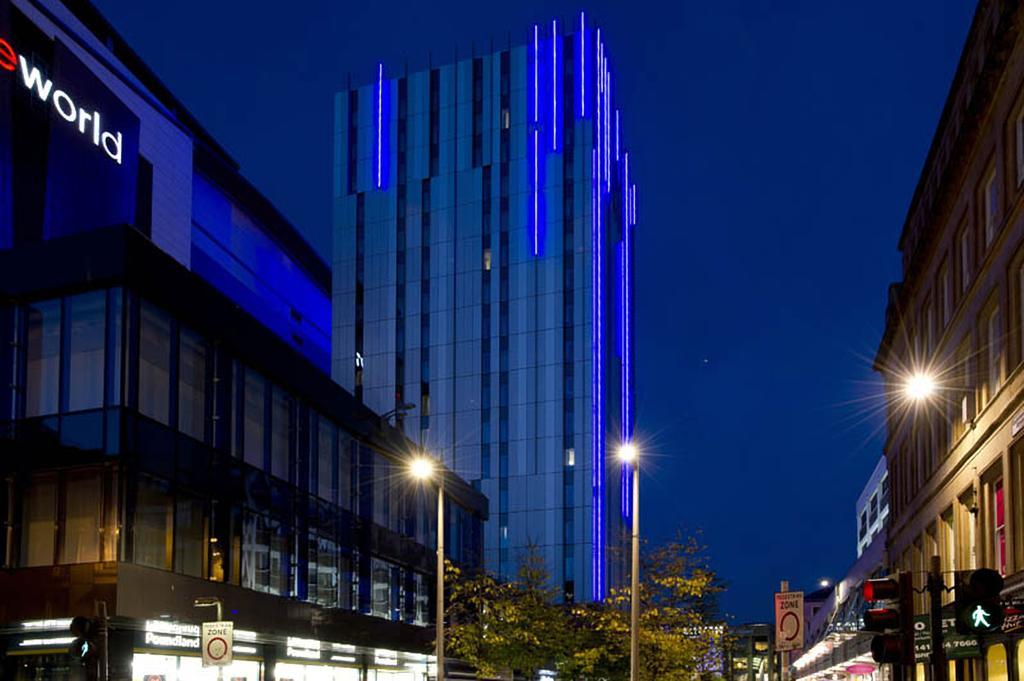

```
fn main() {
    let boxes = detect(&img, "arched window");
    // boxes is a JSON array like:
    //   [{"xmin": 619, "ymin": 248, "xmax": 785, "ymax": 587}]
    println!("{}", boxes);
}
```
[{"xmin": 988, "ymin": 643, "xmax": 1008, "ymax": 681}]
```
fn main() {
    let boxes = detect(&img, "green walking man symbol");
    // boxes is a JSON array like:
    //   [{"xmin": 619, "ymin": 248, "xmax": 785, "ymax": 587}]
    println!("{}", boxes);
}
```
[{"xmin": 971, "ymin": 605, "xmax": 992, "ymax": 629}]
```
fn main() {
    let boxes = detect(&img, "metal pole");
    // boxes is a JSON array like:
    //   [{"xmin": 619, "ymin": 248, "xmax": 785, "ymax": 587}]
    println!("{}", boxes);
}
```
[
  {"xmin": 929, "ymin": 556, "xmax": 948, "ymax": 681},
  {"xmin": 437, "ymin": 478, "xmax": 445, "ymax": 681},
  {"xmin": 779, "ymin": 581, "xmax": 789, "ymax": 681},
  {"xmin": 629, "ymin": 463, "xmax": 640, "ymax": 681}
]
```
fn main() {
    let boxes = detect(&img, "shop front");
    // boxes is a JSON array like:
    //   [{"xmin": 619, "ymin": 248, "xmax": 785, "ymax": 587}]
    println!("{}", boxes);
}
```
[{"xmin": 1, "ymin": 618, "xmax": 432, "ymax": 681}]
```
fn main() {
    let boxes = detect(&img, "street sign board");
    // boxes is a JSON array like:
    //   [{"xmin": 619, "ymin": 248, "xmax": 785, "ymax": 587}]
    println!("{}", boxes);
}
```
[
  {"xmin": 201, "ymin": 621, "xmax": 233, "ymax": 667},
  {"xmin": 775, "ymin": 591, "xmax": 804, "ymax": 652},
  {"xmin": 913, "ymin": 615, "xmax": 979, "ymax": 662}
]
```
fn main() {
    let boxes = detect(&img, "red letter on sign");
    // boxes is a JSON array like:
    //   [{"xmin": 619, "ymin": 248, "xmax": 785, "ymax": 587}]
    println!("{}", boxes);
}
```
[{"xmin": 0, "ymin": 39, "xmax": 15, "ymax": 72}]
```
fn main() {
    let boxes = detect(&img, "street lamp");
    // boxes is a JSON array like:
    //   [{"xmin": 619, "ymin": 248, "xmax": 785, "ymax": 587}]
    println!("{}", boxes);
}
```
[
  {"xmin": 904, "ymin": 373, "xmax": 936, "ymax": 401},
  {"xmin": 192, "ymin": 598, "xmax": 224, "ymax": 681},
  {"xmin": 618, "ymin": 442, "xmax": 640, "ymax": 681},
  {"xmin": 410, "ymin": 455, "xmax": 445, "ymax": 681}
]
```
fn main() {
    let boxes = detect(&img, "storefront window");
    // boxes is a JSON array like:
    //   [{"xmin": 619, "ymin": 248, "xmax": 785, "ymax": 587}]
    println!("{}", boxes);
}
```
[
  {"xmin": 316, "ymin": 416, "xmax": 335, "ymax": 502},
  {"xmin": 25, "ymin": 299, "xmax": 60, "ymax": 417},
  {"xmin": 243, "ymin": 368, "xmax": 266, "ymax": 469},
  {"xmin": 338, "ymin": 431, "xmax": 353, "ymax": 511},
  {"xmin": 61, "ymin": 471, "xmax": 102, "ymax": 564},
  {"xmin": 242, "ymin": 512, "xmax": 287, "ymax": 595},
  {"xmin": 174, "ymin": 494, "xmax": 205, "ymax": 578},
  {"xmin": 414, "ymin": 572, "xmax": 429, "ymax": 625},
  {"xmin": 373, "ymin": 453, "xmax": 391, "ymax": 529},
  {"xmin": 178, "ymin": 327, "xmax": 207, "ymax": 442},
  {"xmin": 133, "ymin": 477, "xmax": 173, "ymax": 570},
  {"xmin": 275, "ymin": 662, "xmax": 360, "ymax": 681},
  {"xmin": 309, "ymin": 534, "xmax": 338, "ymax": 608},
  {"xmin": 371, "ymin": 558, "xmax": 391, "ymax": 619},
  {"xmin": 139, "ymin": 302, "xmax": 172, "ymax": 425},
  {"xmin": 21, "ymin": 474, "xmax": 57, "ymax": 566},
  {"xmin": 988, "ymin": 644, "xmax": 1007, "ymax": 681},
  {"xmin": 339, "ymin": 553, "xmax": 354, "ymax": 611},
  {"xmin": 271, "ymin": 385, "xmax": 292, "ymax": 481},
  {"xmin": 67, "ymin": 292, "xmax": 106, "ymax": 412},
  {"xmin": 133, "ymin": 652, "xmax": 261, "ymax": 681}
]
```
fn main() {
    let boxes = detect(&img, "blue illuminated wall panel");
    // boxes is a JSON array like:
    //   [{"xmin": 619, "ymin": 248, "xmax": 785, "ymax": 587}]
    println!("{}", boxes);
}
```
[{"xmin": 192, "ymin": 174, "xmax": 331, "ymax": 372}]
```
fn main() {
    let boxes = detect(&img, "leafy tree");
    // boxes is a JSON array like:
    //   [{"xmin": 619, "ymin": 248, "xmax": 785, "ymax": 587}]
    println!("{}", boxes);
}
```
[
  {"xmin": 445, "ymin": 530, "xmax": 724, "ymax": 681},
  {"xmin": 563, "ymin": 532, "xmax": 725, "ymax": 681},
  {"xmin": 445, "ymin": 548, "xmax": 567, "ymax": 679}
]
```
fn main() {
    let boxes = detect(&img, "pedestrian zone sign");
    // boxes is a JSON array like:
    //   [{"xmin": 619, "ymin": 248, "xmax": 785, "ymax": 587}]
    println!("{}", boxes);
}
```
[
  {"xmin": 775, "ymin": 591, "xmax": 804, "ymax": 652},
  {"xmin": 201, "ymin": 621, "xmax": 233, "ymax": 667}
]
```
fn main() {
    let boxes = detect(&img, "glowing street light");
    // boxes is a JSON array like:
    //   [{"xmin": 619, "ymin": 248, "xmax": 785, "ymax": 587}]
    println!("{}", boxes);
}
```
[
  {"xmin": 618, "ymin": 442, "xmax": 640, "ymax": 681},
  {"xmin": 410, "ymin": 456, "xmax": 435, "ymax": 481},
  {"xmin": 904, "ymin": 373, "xmax": 936, "ymax": 401},
  {"xmin": 409, "ymin": 454, "xmax": 444, "ymax": 681}
]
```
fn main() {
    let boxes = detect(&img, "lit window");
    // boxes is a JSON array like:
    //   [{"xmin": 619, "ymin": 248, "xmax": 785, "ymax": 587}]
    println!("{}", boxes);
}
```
[
  {"xmin": 565, "ymin": 448, "xmax": 575, "ymax": 466},
  {"xmin": 483, "ymin": 248, "xmax": 492, "ymax": 271},
  {"xmin": 502, "ymin": 109, "xmax": 510, "ymax": 130},
  {"xmin": 995, "ymin": 479, "xmax": 1006, "ymax": 575}
]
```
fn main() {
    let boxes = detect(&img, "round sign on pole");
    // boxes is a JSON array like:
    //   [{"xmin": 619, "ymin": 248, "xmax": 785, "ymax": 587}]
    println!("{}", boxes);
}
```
[{"xmin": 206, "ymin": 636, "xmax": 228, "ymax": 661}]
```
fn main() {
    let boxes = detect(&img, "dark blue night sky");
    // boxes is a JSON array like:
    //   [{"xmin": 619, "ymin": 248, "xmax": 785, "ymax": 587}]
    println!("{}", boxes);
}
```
[{"xmin": 92, "ymin": 0, "xmax": 977, "ymax": 622}]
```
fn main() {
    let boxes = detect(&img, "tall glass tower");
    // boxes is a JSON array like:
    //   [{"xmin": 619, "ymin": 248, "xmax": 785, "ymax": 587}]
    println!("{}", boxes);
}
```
[{"xmin": 332, "ymin": 13, "xmax": 637, "ymax": 601}]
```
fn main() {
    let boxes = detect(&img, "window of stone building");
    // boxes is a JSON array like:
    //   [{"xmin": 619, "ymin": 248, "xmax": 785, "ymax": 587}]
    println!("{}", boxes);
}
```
[
  {"xmin": 982, "ymin": 305, "xmax": 1001, "ymax": 405},
  {"xmin": 987, "ymin": 643, "xmax": 1008, "ymax": 681},
  {"xmin": 983, "ymin": 169, "xmax": 999, "ymax": 247},
  {"xmin": 960, "ymin": 223, "xmax": 972, "ymax": 295},
  {"xmin": 941, "ymin": 508, "xmax": 956, "ymax": 604},
  {"xmin": 1013, "ymin": 441, "xmax": 1024, "ymax": 572},
  {"xmin": 1016, "ymin": 109, "xmax": 1024, "ymax": 185},
  {"xmin": 954, "ymin": 337, "xmax": 973, "ymax": 438},
  {"xmin": 956, "ymin": 488, "xmax": 977, "ymax": 571},
  {"xmin": 995, "ymin": 478, "xmax": 1006, "ymax": 575},
  {"xmin": 940, "ymin": 259, "xmax": 952, "ymax": 328}
]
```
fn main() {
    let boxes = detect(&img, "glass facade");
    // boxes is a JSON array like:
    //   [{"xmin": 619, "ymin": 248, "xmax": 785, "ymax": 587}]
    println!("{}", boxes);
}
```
[
  {"xmin": 332, "ymin": 15, "xmax": 636, "ymax": 599},
  {"xmin": 0, "ymin": 288, "xmax": 481, "ymax": 623}
]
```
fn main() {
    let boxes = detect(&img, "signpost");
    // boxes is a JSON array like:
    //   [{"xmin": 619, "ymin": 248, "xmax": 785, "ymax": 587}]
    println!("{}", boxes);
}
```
[{"xmin": 201, "ymin": 621, "xmax": 233, "ymax": 668}]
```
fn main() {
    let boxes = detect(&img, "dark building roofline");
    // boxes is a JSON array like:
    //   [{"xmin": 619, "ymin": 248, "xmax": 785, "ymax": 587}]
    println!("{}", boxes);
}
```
[
  {"xmin": 194, "ymin": 146, "xmax": 330, "ymax": 291},
  {"xmin": 29, "ymin": 0, "xmax": 329, "ymax": 284}
]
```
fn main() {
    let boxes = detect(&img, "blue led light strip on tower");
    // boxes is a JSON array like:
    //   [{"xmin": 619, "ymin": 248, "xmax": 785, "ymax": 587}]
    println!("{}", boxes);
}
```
[
  {"xmin": 579, "ymin": 12, "xmax": 585, "ymax": 118},
  {"xmin": 552, "ymin": 19, "xmax": 558, "ymax": 151},
  {"xmin": 591, "ymin": 147, "xmax": 600, "ymax": 601},
  {"xmin": 532, "ymin": 24, "xmax": 540, "ymax": 257},
  {"xmin": 376, "ymin": 62, "xmax": 383, "ymax": 189},
  {"xmin": 592, "ymin": 24, "xmax": 607, "ymax": 600}
]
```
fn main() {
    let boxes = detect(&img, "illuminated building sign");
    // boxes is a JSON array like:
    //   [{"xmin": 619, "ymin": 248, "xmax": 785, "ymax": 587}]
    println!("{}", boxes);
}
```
[
  {"xmin": 286, "ymin": 636, "xmax": 321, "ymax": 660},
  {"xmin": 1, "ymin": 36, "xmax": 125, "ymax": 164},
  {"xmin": 143, "ymin": 620, "xmax": 201, "ymax": 649},
  {"xmin": 0, "ymin": 14, "xmax": 140, "ymax": 247}
]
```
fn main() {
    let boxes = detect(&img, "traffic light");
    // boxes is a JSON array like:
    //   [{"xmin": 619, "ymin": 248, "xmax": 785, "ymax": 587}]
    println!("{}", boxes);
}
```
[
  {"xmin": 955, "ymin": 569, "xmax": 1004, "ymax": 635},
  {"xmin": 862, "ymin": 572, "xmax": 914, "ymax": 665},
  {"xmin": 68, "ymin": 616, "xmax": 101, "ymax": 680}
]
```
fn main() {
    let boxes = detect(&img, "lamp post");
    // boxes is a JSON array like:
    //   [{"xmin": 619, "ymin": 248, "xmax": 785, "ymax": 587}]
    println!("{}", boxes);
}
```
[
  {"xmin": 192, "ymin": 597, "xmax": 224, "ymax": 681},
  {"xmin": 410, "ymin": 456, "xmax": 445, "ymax": 681},
  {"xmin": 619, "ymin": 443, "xmax": 640, "ymax": 681},
  {"xmin": 904, "ymin": 372, "xmax": 936, "ymax": 401}
]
